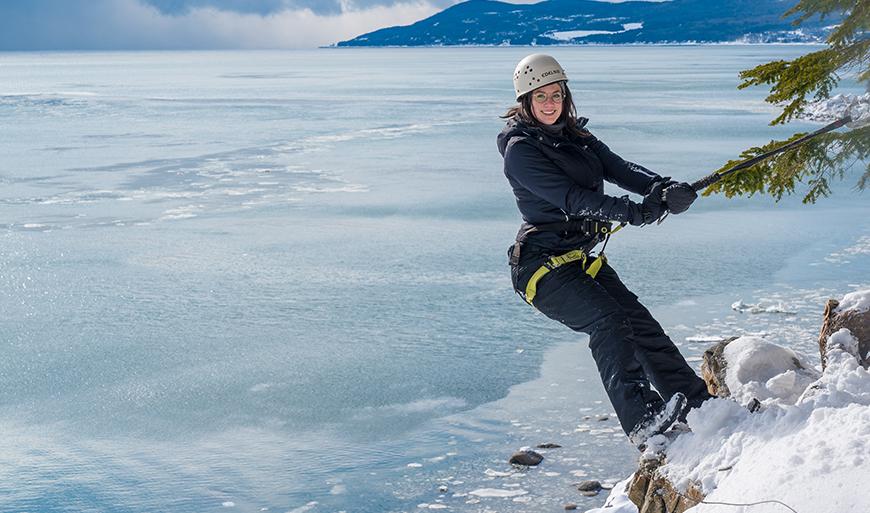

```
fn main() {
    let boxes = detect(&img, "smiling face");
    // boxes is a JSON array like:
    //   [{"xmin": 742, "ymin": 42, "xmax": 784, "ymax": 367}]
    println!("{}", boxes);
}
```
[{"xmin": 530, "ymin": 82, "xmax": 564, "ymax": 126}]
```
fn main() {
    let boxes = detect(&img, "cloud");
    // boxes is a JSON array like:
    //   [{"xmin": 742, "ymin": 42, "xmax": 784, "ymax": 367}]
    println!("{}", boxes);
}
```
[
  {"xmin": 0, "ymin": 0, "xmax": 454, "ymax": 50},
  {"xmin": 142, "ymin": 0, "xmax": 458, "ymax": 16},
  {"xmin": 143, "ymin": 0, "xmax": 302, "ymax": 16}
]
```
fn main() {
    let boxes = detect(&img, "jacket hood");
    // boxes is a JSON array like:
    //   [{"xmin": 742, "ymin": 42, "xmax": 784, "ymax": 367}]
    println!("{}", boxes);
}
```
[{"xmin": 496, "ymin": 117, "xmax": 527, "ymax": 157}]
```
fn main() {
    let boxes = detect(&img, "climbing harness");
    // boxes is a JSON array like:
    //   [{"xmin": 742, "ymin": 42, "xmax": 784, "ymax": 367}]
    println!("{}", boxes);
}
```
[
  {"xmin": 510, "ymin": 219, "xmax": 625, "ymax": 305},
  {"xmin": 523, "ymin": 249, "xmax": 605, "ymax": 304},
  {"xmin": 509, "ymin": 219, "xmax": 617, "ymax": 266}
]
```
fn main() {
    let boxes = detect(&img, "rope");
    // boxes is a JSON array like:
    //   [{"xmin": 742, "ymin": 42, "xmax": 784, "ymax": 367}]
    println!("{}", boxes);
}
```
[{"xmin": 671, "ymin": 489, "xmax": 800, "ymax": 513}]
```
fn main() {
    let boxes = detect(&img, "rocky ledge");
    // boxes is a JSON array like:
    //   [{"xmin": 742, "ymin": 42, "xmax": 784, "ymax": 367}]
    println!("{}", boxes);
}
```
[{"xmin": 621, "ymin": 289, "xmax": 870, "ymax": 513}]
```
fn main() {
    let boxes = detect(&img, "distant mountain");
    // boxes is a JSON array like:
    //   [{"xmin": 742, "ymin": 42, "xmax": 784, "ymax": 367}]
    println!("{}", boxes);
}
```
[{"xmin": 336, "ymin": 0, "xmax": 832, "ymax": 47}]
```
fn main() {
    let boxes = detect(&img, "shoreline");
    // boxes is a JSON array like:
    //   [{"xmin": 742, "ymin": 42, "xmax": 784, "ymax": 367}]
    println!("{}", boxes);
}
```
[
  {"xmin": 396, "ymin": 221, "xmax": 870, "ymax": 511},
  {"xmin": 323, "ymin": 42, "xmax": 827, "ymax": 49}
]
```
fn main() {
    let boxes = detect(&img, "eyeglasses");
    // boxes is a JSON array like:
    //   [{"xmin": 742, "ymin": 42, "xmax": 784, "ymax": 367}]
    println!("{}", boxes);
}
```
[{"xmin": 532, "ymin": 91, "xmax": 564, "ymax": 104}]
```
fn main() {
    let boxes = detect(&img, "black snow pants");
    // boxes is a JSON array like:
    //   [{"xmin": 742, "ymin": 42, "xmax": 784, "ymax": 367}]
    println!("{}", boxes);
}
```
[{"xmin": 512, "ymin": 252, "xmax": 711, "ymax": 436}]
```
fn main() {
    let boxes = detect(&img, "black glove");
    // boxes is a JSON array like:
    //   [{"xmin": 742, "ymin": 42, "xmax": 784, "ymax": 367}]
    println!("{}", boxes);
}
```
[
  {"xmin": 662, "ymin": 182, "xmax": 697, "ymax": 214},
  {"xmin": 627, "ymin": 202, "xmax": 645, "ymax": 226},
  {"xmin": 643, "ymin": 180, "xmax": 668, "ymax": 223},
  {"xmin": 627, "ymin": 192, "xmax": 667, "ymax": 226},
  {"xmin": 645, "ymin": 177, "xmax": 677, "ymax": 198}
]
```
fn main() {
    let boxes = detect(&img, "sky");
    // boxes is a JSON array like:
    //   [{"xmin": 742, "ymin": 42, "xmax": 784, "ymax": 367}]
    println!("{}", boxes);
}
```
[
  {"xmin": 0, "ymin": 0, "xmax": 645, "ymax": 50},
  {"xmin": 0, "ymin": 0, "xmax": 454, "ymax": 50}
]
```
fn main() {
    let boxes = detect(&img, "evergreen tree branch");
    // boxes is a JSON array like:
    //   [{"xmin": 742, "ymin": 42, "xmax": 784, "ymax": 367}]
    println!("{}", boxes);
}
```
[
  {"xmin": 709, "ymin": 0, "xmax": 868, "ymax": 203},
  {"xmin": 786, "ymin": 0, "xmax": 869, "ymax": 47},
  {"xmin": 702, "ymin": 126, "xmax": 870, "ymax": 203}
]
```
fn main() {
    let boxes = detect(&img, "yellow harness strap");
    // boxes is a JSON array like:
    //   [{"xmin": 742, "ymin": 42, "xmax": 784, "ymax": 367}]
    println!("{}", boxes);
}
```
[{"xmin": 524, "ymin": 250, "xmax": 607, "ymax": 305}]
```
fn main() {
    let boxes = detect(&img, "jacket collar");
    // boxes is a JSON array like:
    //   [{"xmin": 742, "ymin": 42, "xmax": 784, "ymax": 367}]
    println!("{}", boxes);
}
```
[
  {"xmin": 497, "ymin": 116, "xmax": 591, "ymax": 156},
  {"xmin": 514, "ymin": 116, "xmax": 590, "ymax": 147}
]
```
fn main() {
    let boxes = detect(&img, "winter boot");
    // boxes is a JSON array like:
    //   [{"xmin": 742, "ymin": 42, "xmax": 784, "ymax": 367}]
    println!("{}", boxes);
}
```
[{"xmin": 628, "ymin": 392, "xmax": 687, "ymax": 450}]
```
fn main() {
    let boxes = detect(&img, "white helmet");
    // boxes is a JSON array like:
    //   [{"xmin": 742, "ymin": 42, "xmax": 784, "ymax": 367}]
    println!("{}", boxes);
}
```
[{"xmin": 513, "ymin": 54, "xmax": 568, "ymax": 101}]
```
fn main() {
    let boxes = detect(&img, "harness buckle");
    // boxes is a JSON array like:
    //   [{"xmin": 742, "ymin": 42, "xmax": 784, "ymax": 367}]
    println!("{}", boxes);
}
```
[{"xmin": 582, "ymin": 219, "xmax": 613, "ymax": 238}]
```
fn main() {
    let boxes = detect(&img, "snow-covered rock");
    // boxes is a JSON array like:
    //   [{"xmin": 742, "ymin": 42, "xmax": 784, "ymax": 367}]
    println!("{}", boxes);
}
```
[
  {"xmin": 701, "ymin": 336, "xmax": 819, "ymax": 404},
  {"xmin": 722, "ymin": 336, "xmax": 819, "ymax": 405},
  {"xmin": 820, "ymin": 291, "xmax": 870, "ymax": 368},
  {"xmin": 590, "ymin": 289, "xmax": 870, "ymax": 513}
]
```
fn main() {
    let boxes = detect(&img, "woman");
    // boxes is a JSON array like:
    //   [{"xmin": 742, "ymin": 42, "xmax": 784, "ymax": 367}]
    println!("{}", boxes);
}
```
[{"xmin": 497, "ymin": 54, "xmax": 711, "ymax": 448}]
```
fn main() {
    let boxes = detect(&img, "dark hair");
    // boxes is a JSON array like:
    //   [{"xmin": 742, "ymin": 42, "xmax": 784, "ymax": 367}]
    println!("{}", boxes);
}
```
[{"xmin": 501, "ymin": 81, "xmax": 586, "ymax": 134}]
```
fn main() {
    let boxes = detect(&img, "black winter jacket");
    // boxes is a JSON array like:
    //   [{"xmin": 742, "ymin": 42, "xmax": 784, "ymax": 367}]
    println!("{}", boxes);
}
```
[{"xmin": 497, "ymin": 117, "xmax": 664, "ymax": 253}]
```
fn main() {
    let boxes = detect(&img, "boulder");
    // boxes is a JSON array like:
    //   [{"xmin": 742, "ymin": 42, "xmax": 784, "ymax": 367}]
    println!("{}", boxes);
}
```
[
  {"xmin": 629, "ymin": 291, "xmax": 867, "ymax": 513},
  {"xmin": 818, "ymin": 297, "xmax": 870, "ymax": 369},
  {"xmin": 700, "ymin": 337, "xmax": 739, "ymax": 397},
  {"xmin": 575, "ymin": 480, "xmax": 601, "ymax": 492},
  {"xmin": 576, "ymin": 480, "xmax": 602, "ymax": 496},
  {"xmin": 627, "ymin": 454, "xmax": 704, "ymax": 513},
  {"xmin": 509, "ymin": 448, "xmax": 543, "ymax": 466}
]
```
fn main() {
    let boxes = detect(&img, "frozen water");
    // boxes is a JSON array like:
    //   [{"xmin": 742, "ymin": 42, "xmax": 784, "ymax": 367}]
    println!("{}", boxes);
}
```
[{"xmin": 1, "ymin": 46, "xmax": 867, "ymax": 513}]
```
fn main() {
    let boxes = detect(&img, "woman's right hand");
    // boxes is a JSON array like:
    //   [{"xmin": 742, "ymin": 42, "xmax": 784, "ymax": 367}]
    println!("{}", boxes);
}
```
[
  {"xmin": 628, "ymin": 181, "xmax": 668, "ymax": 225},
  {"xmin": 628, "ymin": 196, "xmax": 666, "ymax": 226}
]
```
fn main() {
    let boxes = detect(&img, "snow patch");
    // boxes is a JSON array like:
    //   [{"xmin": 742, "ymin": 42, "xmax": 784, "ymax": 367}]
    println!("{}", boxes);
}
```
[
  {"xmin": 360, "ymin": 397, "xmax": 467, "ymax": 416},
  {"xmin": 800, "ymin": 93, "xmax": 870, "ymax": 128},
  {"xmin": 158, "ymin": 204, "xmax": 203, "ymax": 221},
  {"xmin": 547, "ymin": 29, "xmax": 615, "ymax": 39},
  {"xmin": 825, "ymin": 234, "xmax": 870, "ymax": 263},
  {"xmin": 686, "ymin": 334, "xmax": 728, "ymax": 343},
  {"xmin": 249, "ymin": 382, "xmax": 274, "ymax": 393},
  {"xmin": 722, "ymin": 336, "xmax": 818, "ymax": 404},
  {"xmin": 665, "ymin": 343, "xmax": 870, "ymax": 505},
  {"xmin": 468, "ymin": 488, "xmax": 528, "ymax": 498},
  {"xmin": 827, "ymin": 328, "xmax": 860, "ymax": 361},
  {"xmin": 584, "ymin": 476, "xmax": 637, "ymax": 513},
  {"xmin": 799, "ymin": 345, "xmax": 870, "ymax": 408},
  {"xmin": 287, "ymin": 502, "xmax": 318, "ymax": 513},
  {"xmin": 731, "ymin": 299, "xmax": 795, "ymax": 314},
  {"xmin": 544, "ymin": 22, "xmax": 642, "ymax": 41},
  {"xmin": 836, "ymin": 289, "xmax": 870, "ymax": 313}
]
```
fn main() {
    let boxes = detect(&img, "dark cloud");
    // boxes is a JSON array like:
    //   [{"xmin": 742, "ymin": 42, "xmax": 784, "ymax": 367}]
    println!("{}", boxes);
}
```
[
  {"xmin": 142, "ymin": 0, "xmax": 338, "ymax": 16},
  {"xmin": 141, "ymin": 0, "xmax": 456, "ymax": 17}
]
